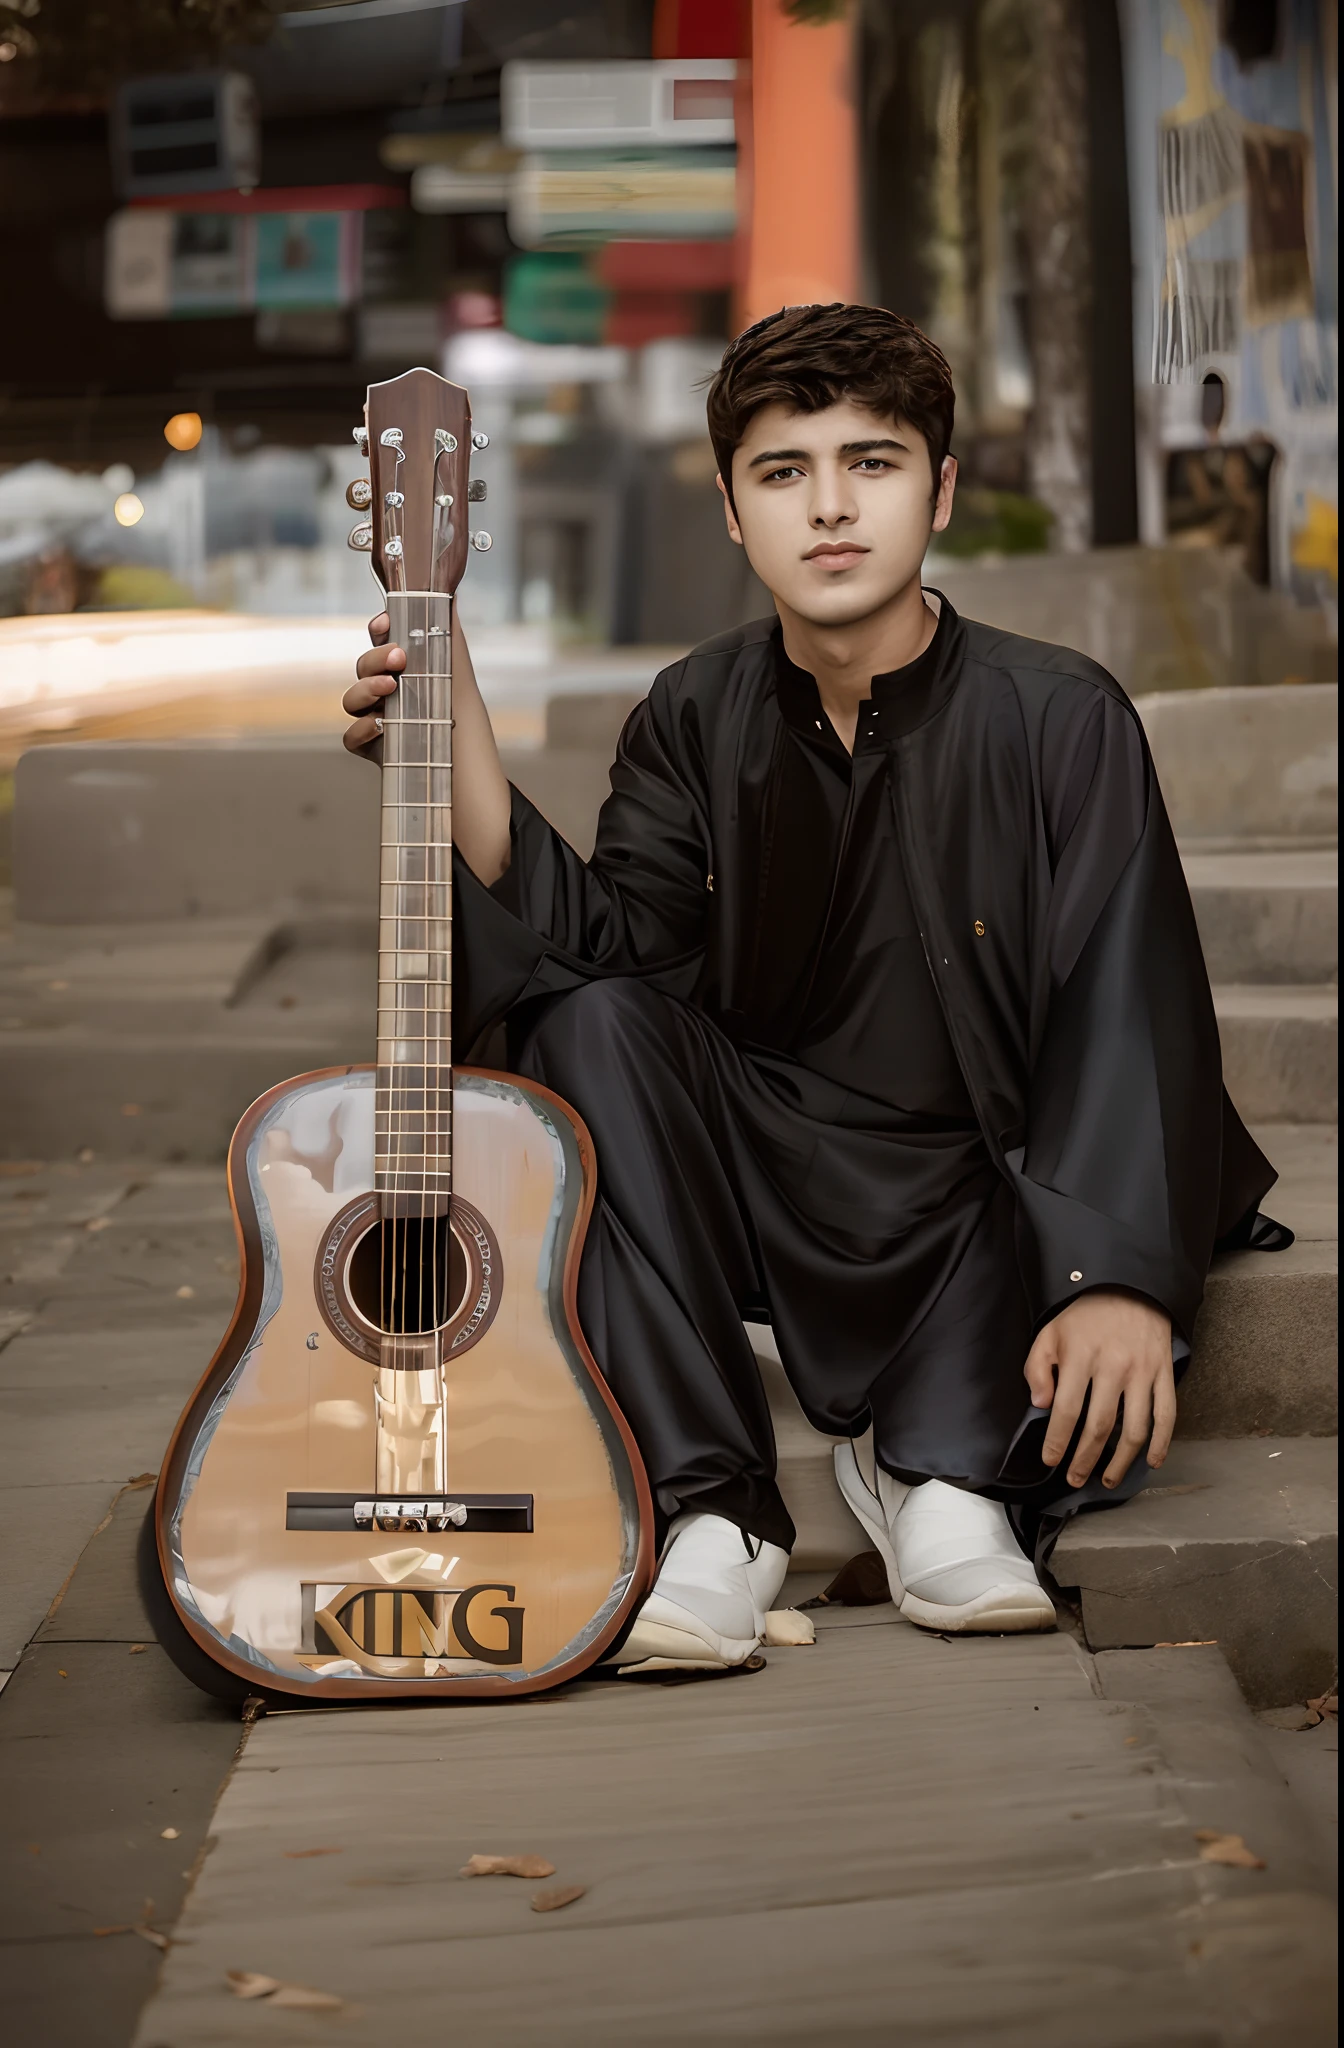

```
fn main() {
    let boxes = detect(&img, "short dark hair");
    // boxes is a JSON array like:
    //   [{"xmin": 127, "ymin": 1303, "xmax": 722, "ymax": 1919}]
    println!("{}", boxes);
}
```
[{"xmin": 706, "ymin": 303, "xmax": 955, "ymax": 509}]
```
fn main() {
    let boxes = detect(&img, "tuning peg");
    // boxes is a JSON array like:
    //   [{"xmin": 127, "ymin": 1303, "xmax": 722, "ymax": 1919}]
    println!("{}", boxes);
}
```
[
  {"xmin": 348, "ymin": 522, "xmax": 373, "ymax": 552},
  {"xmin": 435, "ymin": 429, "xmax": 458, "ymax": 454},
  {"xmin": 353, "ymin": 427, "xmax": 369, "ymax": 455},
  {"xmin": 471, "ymin": 531, "xmax": 493, "ymax": 552},
  {"xmin": 346, "ymin": 478, "xmax": 372, "ymax": 510},
  {"xmin": 472, "ymin": 431, "xmax": 489, "ymax": 451},
  {"xmin": 467, "ymin": 478, "xmax": 487, "ymax": 502}
]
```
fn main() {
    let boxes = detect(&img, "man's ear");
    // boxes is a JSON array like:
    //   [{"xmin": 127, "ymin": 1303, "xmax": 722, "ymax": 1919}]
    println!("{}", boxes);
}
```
[
  {"xmin": 931, "ymin": 454, "xmax": 958, "ymax": 535},
  {"xmin": 716, "ymin": 472, "xmax": 744, "ymax": 548}
]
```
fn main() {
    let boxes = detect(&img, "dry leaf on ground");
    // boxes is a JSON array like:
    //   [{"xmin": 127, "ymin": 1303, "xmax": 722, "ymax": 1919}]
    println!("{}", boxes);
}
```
[
  {"xmin": 283, "ymin": 1846, "xmax": 343, "ymax": 1859},
  {"xmin": 160, "ymin": 1828, "xmax": 179, "ymax": 1840},
  {"xmin": 134, "ymin": 1925, "xmax": 170, "ymax": 1949},
  {"xmin": 125, "ymin": 1474, "xmax": 157, "ymax": 1490},
  {"xmin": 226, "ymin": 1971, "xmax": 343, "ymax": 2010},
  {"xmin": 460, "ymin": 1852, "xmax": 555, "ymax": 1879},
  {"xmin": 129, "ymin": 1644, "xmax": 148, "ymax": 1655},
  {"xmin": 1306, "ymin": 1692, "xmax": 1337, "ymax": 1718},
  {"xmin": 531, "ymin": 1884, "xmax": 587, "ymax": 1913},
  {"xmin": 763, "ymin": 1608, "xmax": 816, "ymax": 1646},
  {"xmin": 227, "ymin": 1972, "xmax": 280, "ymax": 2000},
  {"xmin": 1195, "ymin": 1829, "xmax": 1265, "ymax": 1870}
]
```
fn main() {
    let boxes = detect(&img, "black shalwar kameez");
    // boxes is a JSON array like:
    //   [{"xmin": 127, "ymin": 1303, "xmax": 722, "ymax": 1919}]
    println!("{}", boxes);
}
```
[{"xmin": 451, "ymin": 597, "xmax": 1281, "ymax": 1559}]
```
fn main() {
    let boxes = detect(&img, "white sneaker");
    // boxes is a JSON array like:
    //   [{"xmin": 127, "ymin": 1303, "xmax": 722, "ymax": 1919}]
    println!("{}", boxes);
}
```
[
  {"xmin": 611, "ymin": 1512, "xmax": 791, "ymax": 1672},
  {"xmin": 834, "ymin": 1436, "xmax": 1056, "ymax": 1634}
]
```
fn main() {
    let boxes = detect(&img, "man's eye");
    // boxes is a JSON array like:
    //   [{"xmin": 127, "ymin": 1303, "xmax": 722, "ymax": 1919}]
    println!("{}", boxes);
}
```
[
  {"xmin": 763, "ymin": 466, "xmax": 803, "ymax": 483},
  {"xmin": 854, "ymin": 459, "xmax": 892, "ymax": 473}
]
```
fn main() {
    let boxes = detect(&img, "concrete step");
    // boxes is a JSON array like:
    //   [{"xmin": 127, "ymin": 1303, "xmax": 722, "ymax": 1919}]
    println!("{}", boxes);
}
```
[
  {"xmin": 1216, "ymin": 983, "xmax": 1338, "ymax": 1123},
  {"xmin": 1185, "ymin": 848, "xmax": 1337, "ymax": 984},
  {"xmin": 1183, "ymin": 1234, "xmax": 1337, "ymax": 1436},
  {"xmin": 1050, "ymin": 1435, "xmax": 1337, "ymax": 1711},
  {"xmin": 0, "ymin": 1032, "xmax": 371, "ymax": 1160}
]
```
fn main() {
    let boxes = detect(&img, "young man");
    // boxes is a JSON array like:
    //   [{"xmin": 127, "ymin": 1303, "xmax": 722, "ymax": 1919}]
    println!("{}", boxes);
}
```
[{"xmin": 344, "ymin": 304, "xmax": 1282, "ymax": 1672}]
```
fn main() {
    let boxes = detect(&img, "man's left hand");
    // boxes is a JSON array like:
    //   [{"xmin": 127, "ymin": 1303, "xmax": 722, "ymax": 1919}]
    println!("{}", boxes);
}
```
[{"xmin": 1024, "ymin": 1291, "xmax": 1176, "ymax": 1490}]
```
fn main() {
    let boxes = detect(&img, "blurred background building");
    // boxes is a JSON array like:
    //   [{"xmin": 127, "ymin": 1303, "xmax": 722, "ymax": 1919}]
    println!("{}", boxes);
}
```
[{"xmin": 0, "ymin": 0, "xmax": 1336, "ymax": 753}]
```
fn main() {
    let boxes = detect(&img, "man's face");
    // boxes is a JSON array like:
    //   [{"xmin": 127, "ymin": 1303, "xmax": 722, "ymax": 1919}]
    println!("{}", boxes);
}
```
[{"xmin": 719, "ymin": 398, "xmax": 956, "ymax": 627}]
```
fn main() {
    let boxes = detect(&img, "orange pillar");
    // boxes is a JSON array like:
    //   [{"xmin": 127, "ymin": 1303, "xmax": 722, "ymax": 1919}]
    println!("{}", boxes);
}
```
[{"xmin": 739, "ymin": 0, "xmax": 859, "ymax": 328}]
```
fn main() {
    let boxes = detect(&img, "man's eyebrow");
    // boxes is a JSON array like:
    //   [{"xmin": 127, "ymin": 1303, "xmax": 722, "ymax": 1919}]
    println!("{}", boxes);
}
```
[{"xmin": 746, "ymin": 436, "xmax": 912, "ymax": 469}]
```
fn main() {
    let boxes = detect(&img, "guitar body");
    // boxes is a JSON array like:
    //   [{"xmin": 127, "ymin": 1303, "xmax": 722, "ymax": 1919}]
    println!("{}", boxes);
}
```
[{"xmin": 153, "ymin": 1064, "xmax": 652, "ymax": 1702}]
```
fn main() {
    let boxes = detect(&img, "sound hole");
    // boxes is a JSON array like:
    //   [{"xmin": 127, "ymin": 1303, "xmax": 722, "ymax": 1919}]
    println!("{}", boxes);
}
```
[{"xmin": 346, "ymin": 1217, "xmax": 469, "ymax": 1336}]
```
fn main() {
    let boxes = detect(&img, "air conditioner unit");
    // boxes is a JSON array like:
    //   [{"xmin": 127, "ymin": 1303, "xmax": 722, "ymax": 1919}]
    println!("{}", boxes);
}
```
[
  {"xmin": 502, "ymin": 60, "xmax": 736, "ymax": 149},
  {"xmin": 110, "ymin": 71, "xmax": 261, "ymax": 199}
]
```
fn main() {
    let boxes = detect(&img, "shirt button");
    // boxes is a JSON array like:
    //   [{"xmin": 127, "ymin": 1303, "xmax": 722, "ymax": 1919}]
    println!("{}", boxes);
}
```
[{"xmin": 1070, "ymin": 1270, "xmax": 1083, "ymax": 1283}]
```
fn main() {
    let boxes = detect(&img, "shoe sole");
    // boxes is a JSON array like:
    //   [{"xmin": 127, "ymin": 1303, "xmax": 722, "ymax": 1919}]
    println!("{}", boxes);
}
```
[
  {"xmin": 608, "ymin": 1606, "xmax": 760, "ymax": 1674},
  {"xmin": 833, "ymin": 1445, "xmax": 1056, "ymax": 1636}
]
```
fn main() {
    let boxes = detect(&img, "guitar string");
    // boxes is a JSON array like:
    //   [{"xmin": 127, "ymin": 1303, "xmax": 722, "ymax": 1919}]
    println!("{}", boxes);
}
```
[{"xmin": 430, "ymin": 434, "xmax": 457, "ymax": 1499}]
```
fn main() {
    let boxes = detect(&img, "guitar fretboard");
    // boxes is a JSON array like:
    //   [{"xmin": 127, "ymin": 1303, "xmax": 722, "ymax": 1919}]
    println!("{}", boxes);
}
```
[{"xmin": 378, "ymin": 589, "xmax": 453, "ymax": 1209}]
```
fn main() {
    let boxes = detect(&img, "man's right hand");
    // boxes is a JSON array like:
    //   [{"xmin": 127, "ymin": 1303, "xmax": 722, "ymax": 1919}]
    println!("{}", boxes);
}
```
[
  {"xmin": 341, "ymin": 604, "xmax": 513, "ymax": 886},
  {"xmin": 342, "ymin": 611, "xmax": 404, "ymax": 757}
]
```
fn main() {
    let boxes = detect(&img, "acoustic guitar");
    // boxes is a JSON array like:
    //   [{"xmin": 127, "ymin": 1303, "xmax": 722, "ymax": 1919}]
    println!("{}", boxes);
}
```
[{"xmin": 146, "ymin": 367, "xmax": 654, "ymax": 1703}]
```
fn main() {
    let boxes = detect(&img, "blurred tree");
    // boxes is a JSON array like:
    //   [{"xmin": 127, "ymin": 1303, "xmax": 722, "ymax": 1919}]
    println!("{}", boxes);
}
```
[
  {"xmin": 1021, "ymin": 0, "xmax": 1091, "ymax": 551},
  {"xmin": 0, "ymin": 1, "xmax": 273, "ymax": 94}
]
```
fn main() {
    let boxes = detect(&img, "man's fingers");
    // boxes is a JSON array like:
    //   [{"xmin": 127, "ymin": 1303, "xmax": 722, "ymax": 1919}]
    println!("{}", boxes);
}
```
[
  {"xmin": 354, "ymin": 641, "xmax": 404, "ymax": 685},
  {"xmin": 1067, "ymin": 1376, "xmax": 1122, "ymax": 1487},
  {"xmin": 368, "ymin": 611, "xmax": 390, "ymax": 646},
  {"xmin": 1040, "ymin": 1366, "xmax": 1088, "ymax": 1468},
  {"xmin": 1101, "ymin": 1378, "xmax": 1154, "ymax": 1490},
  {"xmin": 1023, "ymin": 1328, "xmax": 1058, "ymax": 1407},
  {"xmin": 1147, "ymin": 1362, "xmax": 1178, "ymax": 1470},
  {"xmin": 343, "ymin": 673, "xmax": 398, "ymax": 718},
  {"xmin": 342, "ymin": 713, "xmax": 384, "ymax": 756}
]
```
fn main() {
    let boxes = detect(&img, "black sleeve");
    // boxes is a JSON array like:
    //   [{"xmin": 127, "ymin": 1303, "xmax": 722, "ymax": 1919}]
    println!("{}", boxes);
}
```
[
  {"xmin": 1009, "ymin": 690, "xmax": 1274, "ymax": 1343},
  {"xmin": 452, "ymin": 669, "xmax": 710, "ymax": 1049}
]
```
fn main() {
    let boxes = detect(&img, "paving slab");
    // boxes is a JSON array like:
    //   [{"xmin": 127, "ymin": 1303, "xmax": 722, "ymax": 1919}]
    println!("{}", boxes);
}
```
[
  {"xmin": 0, "ymin": 1606, "xmax": 241, "ymax": 2048},
  {"xmin": 130, "ymin": 1614, "xmax": 1335, "ymax": 2048},
  {"xmin": 1053, "ymin": 1437, "xmax": 1338, "ymax": 1710}
]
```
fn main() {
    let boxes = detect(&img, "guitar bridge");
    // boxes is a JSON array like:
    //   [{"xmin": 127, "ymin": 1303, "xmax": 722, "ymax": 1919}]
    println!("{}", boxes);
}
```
[{"xmin": 286, "ymin": 1491, "xmax": 533, "ymax": 1534}]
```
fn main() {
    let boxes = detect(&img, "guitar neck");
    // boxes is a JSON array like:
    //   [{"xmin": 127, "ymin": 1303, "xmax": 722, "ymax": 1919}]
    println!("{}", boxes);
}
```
[{"xmin": 377, "ymin": 588, "xmax": 453, "ymax": 1217}]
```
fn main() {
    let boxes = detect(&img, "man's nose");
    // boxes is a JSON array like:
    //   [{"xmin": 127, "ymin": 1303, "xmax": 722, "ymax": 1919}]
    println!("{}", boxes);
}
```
[{"xmin": 809, "ymin": 465, "xmax": 857, "ymax": 527}]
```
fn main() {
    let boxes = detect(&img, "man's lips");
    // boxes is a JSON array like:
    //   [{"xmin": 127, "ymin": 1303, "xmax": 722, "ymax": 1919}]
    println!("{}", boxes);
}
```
[{"xmin": 803, "ymin": 543, "xmax": 870, "ymax": 568}]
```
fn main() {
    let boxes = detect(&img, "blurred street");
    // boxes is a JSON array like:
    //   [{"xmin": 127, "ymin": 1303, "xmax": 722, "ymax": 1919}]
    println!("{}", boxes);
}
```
[{"xmin": 0, "ymin": 1, "xmax": 1338, "ymax": 2043}]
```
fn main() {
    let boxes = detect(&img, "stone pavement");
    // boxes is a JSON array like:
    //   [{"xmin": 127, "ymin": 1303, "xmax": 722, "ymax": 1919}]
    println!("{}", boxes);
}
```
[
  {"xmin": 131, "ymin": 1620, "xmax": 1334, "ymax": 2048},
  {"xmin": 0, "ymin": 1152, "xmax": 1337, "ymax": 2047}
]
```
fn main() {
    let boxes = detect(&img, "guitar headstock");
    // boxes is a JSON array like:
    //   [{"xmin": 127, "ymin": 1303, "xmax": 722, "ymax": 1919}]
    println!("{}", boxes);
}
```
[{"xmin": 347, "ymin": 367, "xmax": 488, "ymax": 596}]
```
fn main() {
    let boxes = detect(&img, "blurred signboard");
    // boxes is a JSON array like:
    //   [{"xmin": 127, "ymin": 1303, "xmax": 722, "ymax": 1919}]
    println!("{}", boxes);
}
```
[
  {"xmin": 110, "ymin": 71, "xmax": 260, "ymax": 199},
  {"xmin": 502, "ymin": 60, "xmax": 736, "ymax": 148},
  {"xmin": 104, "ymin": 186, "xmax": 400, "ymax": 319},
  {"xmin": 510, "ymin": 149, "xmax": 735, "ymax": 247}
]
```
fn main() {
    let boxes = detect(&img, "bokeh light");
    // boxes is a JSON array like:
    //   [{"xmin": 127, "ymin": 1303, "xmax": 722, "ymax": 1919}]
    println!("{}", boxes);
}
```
[
  {"xmin": 113, "ymin": 493, "xmax": 146, "ymax": 527},
  {"xmin": 101, "ymin": 462, "xmax": 135, "ymax": 495},
  {"xmin": 163, "ymin": 412, "xmax": 203, "ymax": 452}
]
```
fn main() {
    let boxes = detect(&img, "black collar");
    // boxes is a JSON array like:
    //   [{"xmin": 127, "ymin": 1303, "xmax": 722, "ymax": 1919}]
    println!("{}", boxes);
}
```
[{"xmin": 772, "ymin": 590, "xmax": 964, "ymax": 747}]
